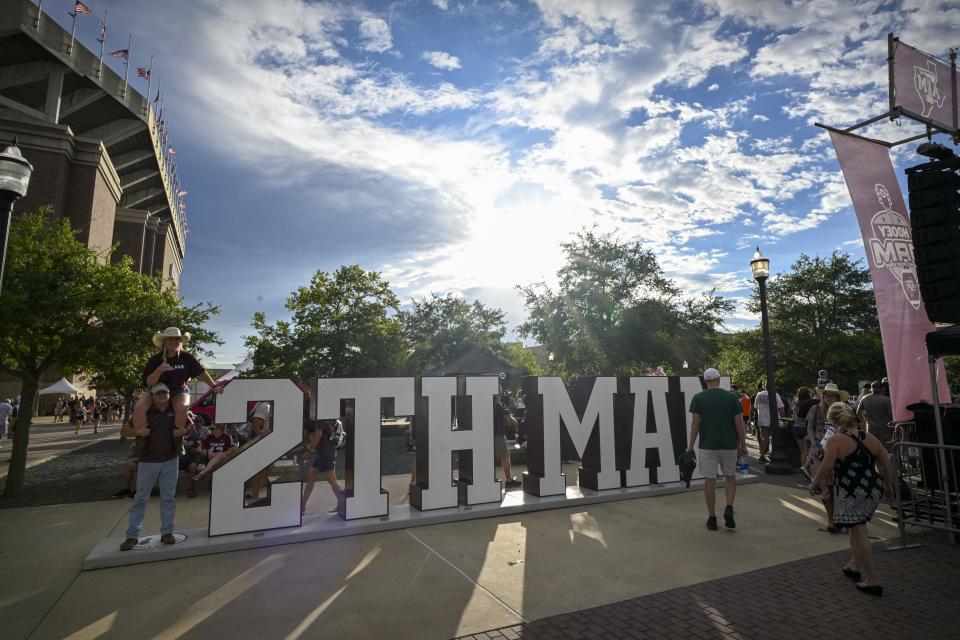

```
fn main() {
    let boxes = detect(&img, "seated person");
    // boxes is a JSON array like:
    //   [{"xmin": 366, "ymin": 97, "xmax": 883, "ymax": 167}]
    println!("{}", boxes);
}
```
[
  {"xmin": 181, "ymin": 416, "xmax": 208, "ymax": 497},
  {"xmin": 192, "ymin": 423, "xmax": 236, "ymax": 482}
]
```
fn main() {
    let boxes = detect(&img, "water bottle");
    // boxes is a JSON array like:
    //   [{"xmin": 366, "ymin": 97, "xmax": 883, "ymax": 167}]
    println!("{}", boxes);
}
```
[{"xmin": 737, "ymin": 455, "xmax": 749, "ymax": 476}]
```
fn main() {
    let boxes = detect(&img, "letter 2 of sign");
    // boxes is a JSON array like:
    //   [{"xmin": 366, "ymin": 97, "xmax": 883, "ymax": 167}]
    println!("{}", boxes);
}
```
[{"xmin": 208, "ymin": 375, "xmax": 723, "ymax": 536}]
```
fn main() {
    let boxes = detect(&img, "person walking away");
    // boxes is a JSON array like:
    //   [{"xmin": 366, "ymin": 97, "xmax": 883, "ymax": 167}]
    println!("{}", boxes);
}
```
[
  {"xmin": 301, "ymin": 419, "xmax": 344, "ymax": 515},
  {"xmin": 54, "ymin": 396, "xmax": 65, "ymax": 423},
  {"xmin": 732, "ymin": 385, "xmax": 752, "ymax": 436},
  {"xmin": 494, "ymin": 396, "xmax": 522, "ymax": 489},
  {"xmin": 857, "ymin": 381, "xmax": 893, "ymax": 450},
  {"xmin": 71, "ymin": 397, "xmax": 84, "ymax": 435},
  {"xmin": 120, "ymin": 383, "xmax": 186, "ymax": 550},
  {"xmin": 0, "ymin": 398, "xmax": 12, "ymax": 444},
  {"xmin": 807, "ymin": 383, "xmax": 847, "ymax": 533},
  {"xmin": 810, "ymin": 402, "xmax": 893, "ymax": 596},
  {"xmin": 754, "ymin": 382, "xmax": 784, "ymax": 463},
  {"xmin": 793, "ymin": 388, "xmax": 818, "ymax": 475},
  {"xmin": 686, "ymin": 368, "xmax": 747, "ymax": 530}
]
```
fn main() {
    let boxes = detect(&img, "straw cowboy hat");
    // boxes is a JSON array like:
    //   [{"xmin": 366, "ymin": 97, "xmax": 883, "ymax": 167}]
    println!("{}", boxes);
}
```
[
  {"xmin": 815, "ymin": 382, "xmax": 850, "ymax": 402},
  {"xmin": 153, "ymin": 326, "xmax": 191, "ymax": 348}
]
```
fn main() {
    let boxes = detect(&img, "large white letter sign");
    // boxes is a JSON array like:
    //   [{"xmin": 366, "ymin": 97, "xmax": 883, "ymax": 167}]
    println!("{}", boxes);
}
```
[
  {"xmin": 410, "ymin": 377, "xmax": 501, "ymax": 510},
  {"xmin": 622, "ymin": 377, "xmax": 679, "ymax": 487},
  {"xmin": 209, "ymin": 379, "xmax": 303, "ymax": 536},
  {"xmin": 315, "ymin": 378, "xmax": 414, "ymax": 520},
  {"xmin": 523, "ymin": 376, "xmax": 620, "ymax": 496}
]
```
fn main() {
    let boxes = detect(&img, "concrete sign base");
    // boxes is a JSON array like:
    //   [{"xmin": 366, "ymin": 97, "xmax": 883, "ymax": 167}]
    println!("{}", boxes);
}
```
[{"xmin": 82, "ymin": 474, "xmax": 757, "ymax": 570}]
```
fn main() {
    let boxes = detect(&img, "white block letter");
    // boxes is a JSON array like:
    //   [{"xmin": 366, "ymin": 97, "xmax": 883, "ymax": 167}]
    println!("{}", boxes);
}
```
[{"xmin": 209, "ymin": 379, "xmax": 303, "ymax": 536}]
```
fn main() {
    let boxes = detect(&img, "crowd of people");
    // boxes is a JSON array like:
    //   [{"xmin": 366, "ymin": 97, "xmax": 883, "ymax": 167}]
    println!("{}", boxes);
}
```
[
  {"xmin": 692, "ymin": 366, "xmax": 893, "ymax": 597},
  {"xmin": 56, "ymin": 395, "xmax": 124, "ymax": 434}
]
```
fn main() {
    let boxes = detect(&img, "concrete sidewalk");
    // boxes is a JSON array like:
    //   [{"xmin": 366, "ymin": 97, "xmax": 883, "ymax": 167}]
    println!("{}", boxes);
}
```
[{"xmin": 1, "ymin": 474, "xmax": 922, "ymax": 640}]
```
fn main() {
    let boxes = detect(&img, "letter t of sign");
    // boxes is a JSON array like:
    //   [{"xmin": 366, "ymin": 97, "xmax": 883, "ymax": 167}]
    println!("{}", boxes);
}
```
[{"xmin": 314, "ymin": 378, "xmax": 414, "ymax": 520}]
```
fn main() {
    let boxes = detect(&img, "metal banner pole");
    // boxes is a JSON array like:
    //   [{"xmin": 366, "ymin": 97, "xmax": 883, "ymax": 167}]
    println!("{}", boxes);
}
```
[
  {"xmin": 68, "ymin": 10, "xmax": 78, "ymax": 54},
  {"xmin": 888, "ymin": 33, "xmax": 897, "ymax": 117},
  {"xmin": 950, "ymin": 48, "xmax": 957, "ymax": 138},
  {"xmin": 928, "ymin": 355, "xmax": 955, "ymax": 544},
  {"xmin": 122, "ymin": 34, "xmax": 132, "ymax": 99}
]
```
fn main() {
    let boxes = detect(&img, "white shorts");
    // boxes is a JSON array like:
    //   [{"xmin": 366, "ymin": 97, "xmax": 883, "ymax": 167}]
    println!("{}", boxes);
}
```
[{"xmin": 699, "ymin": 449, "xmax": 737, "ymax": 478}]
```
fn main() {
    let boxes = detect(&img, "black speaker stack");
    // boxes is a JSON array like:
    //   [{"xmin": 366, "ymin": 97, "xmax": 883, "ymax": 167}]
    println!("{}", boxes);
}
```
[{"xmin": 906, "ymin": 143, "xmax": 960, "ymax": 324}]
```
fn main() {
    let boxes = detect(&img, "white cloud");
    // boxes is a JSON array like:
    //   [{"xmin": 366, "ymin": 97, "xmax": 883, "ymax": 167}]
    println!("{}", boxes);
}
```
[
  {"xmin": 431, "ymin": 0, "xmax": 449, "ymax": 10},
  {"xmin": 422, "ymin": 50, "xmax": 461, "ymax": 70},
  {"xmin": 358, "ymin": 16, "xmax": 392, "ymax": 52},
  {"xmin": 708, "ymin": 83, "xmax": 719, "ymax": 91}
]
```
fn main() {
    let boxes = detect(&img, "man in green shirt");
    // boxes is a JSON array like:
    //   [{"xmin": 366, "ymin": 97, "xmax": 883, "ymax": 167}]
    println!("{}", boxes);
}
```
[{"xmin": 687, "ymin": 368, "xmax": 747, "ymax": 531}]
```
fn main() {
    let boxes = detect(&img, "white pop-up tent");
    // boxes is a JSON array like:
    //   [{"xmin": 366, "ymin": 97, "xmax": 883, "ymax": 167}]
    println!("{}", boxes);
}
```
[{"xmin": 38, "ymin": 378, "xmax": 80, "ymax": 395}]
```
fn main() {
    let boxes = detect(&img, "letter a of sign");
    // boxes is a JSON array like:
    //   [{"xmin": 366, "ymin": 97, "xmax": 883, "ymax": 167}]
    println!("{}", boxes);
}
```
[{"xmin": 209, "ymin": 379, "xmax": 304, "ymax": 536}]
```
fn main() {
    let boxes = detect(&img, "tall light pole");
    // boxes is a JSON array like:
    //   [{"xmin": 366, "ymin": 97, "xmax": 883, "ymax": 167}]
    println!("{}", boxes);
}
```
[
  {"xmin": 0, "ymin": 142, "xmax": 34, "ymax": 295},
  {"xmin": 750, "ymin": 247, "xmax": 792, "ymax": 474}
]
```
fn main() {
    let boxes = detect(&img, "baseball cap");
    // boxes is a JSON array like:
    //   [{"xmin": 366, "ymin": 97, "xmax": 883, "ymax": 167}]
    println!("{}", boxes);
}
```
[
  {"xmin": 251, "ymin": 402, "xmax": 271, "ymax": 422},
  {"xmin": 150, "ymin": 382, "xmax": 170, "ymax": 394},
  {"xmin": 703, "ymin": 368, "xmax": 721, "ymax": 381}
]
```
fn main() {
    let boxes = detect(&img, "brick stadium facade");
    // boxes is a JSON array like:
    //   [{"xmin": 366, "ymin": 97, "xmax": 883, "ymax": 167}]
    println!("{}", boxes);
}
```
[{"xmin": 0, "ymin": 0, "xmax": 187, "ymax": 402}]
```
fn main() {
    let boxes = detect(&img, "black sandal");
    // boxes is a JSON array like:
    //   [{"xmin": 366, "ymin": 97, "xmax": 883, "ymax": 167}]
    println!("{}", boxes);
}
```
[{"xmin": 842, "ymin": 568, "xmax": 861, "ymax": 581}]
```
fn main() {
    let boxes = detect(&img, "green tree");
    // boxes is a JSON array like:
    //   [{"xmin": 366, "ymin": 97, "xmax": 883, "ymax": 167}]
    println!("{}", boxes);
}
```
[
  {"xmin": 517, "ymin": 228, "xmax": 733, "ymax": 378},
  {"xmin": 87, "ymin": 272, "xmax": 220, "ymax": 418},
  {"xmin": 399, "ymin": 293, "xmax": 508, "ymax": 375},
  {"xmin": 0, "ymin": 211, "xmax": 219, "ymax": 497},
  {"xmin": 716, "ymin": 252, "xmax": 885, "ymax": 394},
  {"xmin": 245, "ymin": 265, "xmax": 405, "ymax": 380}
]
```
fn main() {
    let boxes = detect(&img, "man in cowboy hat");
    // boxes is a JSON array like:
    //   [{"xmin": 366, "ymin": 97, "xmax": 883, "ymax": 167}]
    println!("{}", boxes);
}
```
[{"xmin": 133, "ymin": 327, "xmax": 223, "ymax": 443}]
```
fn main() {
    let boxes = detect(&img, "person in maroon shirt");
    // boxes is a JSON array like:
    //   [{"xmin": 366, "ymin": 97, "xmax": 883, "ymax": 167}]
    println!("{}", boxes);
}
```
[
  {"xmin": 133, "ymin": 327, "xmax": 223, "ymax": 441},
  {"xmin": 192, "ymin": 423, "xmax": 236, "ymax": 482}
]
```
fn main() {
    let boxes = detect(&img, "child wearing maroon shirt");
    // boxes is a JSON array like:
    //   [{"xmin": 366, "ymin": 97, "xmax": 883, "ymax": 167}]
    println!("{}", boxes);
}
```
[{"xmin": 192, "ymin": 424, "xmax": 235, "ymax": 482}]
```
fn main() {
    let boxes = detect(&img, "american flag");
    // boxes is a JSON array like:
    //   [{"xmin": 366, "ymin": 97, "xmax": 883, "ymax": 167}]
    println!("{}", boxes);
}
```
[
  {"xmin": 177, "ymin": 189, "xmax": 188, "ymax": 197},
  {"xmin": 109, "ymin": 49, "xmax": 128, "ymax": 59},
  {"xmin": 74, "ymin": 1, "xmax": 94, "ymax": 16},
  {"xmin": 179, "ymin": 202, "xmax": 187, "ymax": 210},
  {"xmin": 97, "ymin": 19, "xmax": 106, "ymax": 42},
  {"xmin": 136, "ymin": 67, "xmax": 151, "ymax": 80},
  {"xmin": 167, "ymin": 147, "xmax": 176, "ymax": 155}
]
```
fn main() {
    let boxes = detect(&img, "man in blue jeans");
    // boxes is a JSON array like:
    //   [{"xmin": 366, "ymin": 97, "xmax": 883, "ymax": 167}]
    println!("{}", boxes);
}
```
[{"xmin": 120, "ymin": 382, "xmax": 185, "ymax": 550}]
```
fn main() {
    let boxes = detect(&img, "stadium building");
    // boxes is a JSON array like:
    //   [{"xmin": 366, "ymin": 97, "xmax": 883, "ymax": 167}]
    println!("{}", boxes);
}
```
[{"xmin": 0, "ymin": 0, "xmax": 188, "ymax": 400}]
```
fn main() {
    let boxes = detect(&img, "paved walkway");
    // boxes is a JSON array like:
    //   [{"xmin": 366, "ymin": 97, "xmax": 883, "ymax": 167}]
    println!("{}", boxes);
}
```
[
  {"xmin": 458, "ymin": 530, "xmax": 958, "ymax": 640},
  {"xmin": 0, "ymin": 417, "xmax": 121, "ymax": 478}
]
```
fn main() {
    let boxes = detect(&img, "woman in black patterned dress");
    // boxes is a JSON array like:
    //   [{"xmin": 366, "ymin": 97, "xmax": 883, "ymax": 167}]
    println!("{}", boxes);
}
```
[{"xmin": 810, "ymin": 402, "xmax": 893, "ymax": 596}]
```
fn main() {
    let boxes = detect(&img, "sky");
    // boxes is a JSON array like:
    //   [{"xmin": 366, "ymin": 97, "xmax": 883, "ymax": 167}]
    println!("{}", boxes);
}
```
[{"xmin": 54, "ymin": 0, "xmax": 960, "ymax": 368}]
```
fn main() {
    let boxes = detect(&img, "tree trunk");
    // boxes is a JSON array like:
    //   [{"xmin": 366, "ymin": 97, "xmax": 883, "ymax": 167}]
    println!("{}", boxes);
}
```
[{"xmin": 3, "ymin": 376, "xmax": 39, "ymax": 498}]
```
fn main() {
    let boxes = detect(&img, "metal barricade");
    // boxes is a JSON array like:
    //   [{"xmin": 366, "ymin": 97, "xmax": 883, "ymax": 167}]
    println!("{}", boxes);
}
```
[{"xmin": 889, "ymin": 439, "xmax": 960, "ymax": 548}]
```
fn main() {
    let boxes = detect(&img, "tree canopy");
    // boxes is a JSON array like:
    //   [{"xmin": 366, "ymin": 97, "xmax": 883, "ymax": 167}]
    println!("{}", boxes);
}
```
[
  {"xmin": 0, "ymin": 210, "xmax": 219, "ymax": 496},
  {"xmin": 245, "ymin": 265, "xmax": 405, "ymax": 380},
  {"xmin": 716, "ymin": 252, "xmax": 885, "ymax": 394},
  {"xmin": 516, "ymin": 228, "xmax": 733, "ymax": 378},
  {"xmin": 399, "ymin": 293, "xmax": 507, "ymax": 375}
]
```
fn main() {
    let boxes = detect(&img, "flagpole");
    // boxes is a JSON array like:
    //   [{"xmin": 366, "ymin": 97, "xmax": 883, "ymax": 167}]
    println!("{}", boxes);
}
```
[
  {"xmin": 35, "ymin": 0, "xmax": 43, "ymax": 29},
  {"xmin": 122, "ymin": 34, "xmax": 132, "ymax": 99},
  {"xmin": 152, "ymin": 77, "xmax": 161, "ymax": 125},
  {"xmin": 68, "ymin": 10, "xmax": 77, "ymax": 55},
  {"xmin": 97, "ymin": 9, "xmax": 107, "ymax": 79},
  {"xmin": 144, "ymin": 56, "xmax": 154, "ymax": 117}
]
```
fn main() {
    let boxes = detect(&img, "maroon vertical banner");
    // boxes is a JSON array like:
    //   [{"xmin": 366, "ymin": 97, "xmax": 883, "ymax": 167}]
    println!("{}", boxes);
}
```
[{"xmin": 830, "ymin": 132, "xmax": 951, "ymax": 422}]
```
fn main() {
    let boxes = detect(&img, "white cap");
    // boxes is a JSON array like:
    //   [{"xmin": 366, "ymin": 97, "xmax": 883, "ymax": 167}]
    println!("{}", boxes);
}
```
[
  {"xmin": 703, "ymin": 368, "xmax": 721, "ymax": 381},
  {"xmin": 251, "ymin": 402, "xmax": 271, "ymax": 422}
]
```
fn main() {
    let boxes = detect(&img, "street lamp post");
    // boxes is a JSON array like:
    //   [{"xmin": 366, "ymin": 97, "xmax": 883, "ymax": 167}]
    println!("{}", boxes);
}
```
[
  {"xmin": 750, "ymin": 247, "xmax": 793, "ymax": 475},
  {"xmin": 0, "ymin": 142, "xmax": 34, "ymax": 295}
]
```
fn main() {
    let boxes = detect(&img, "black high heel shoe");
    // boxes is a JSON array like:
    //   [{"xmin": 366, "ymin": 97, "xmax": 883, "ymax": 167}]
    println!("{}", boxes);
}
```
[
  {"xmin": 856, "ymin": 584, "xmax": 883, "ymax": 597},
  {"xmin": 842, "ymin": 568, "xmax": 861, "ymax": 582}
]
